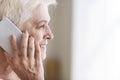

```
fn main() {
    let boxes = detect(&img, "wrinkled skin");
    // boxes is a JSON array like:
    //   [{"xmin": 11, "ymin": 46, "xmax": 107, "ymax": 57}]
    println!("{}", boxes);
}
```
[
  {"xmin": 0, "ymin": 4, "xmax": 53, "ymax": 80},
  {"xmin": 0, "ymin": 48, "xmax": 11, "ymax": 77}
]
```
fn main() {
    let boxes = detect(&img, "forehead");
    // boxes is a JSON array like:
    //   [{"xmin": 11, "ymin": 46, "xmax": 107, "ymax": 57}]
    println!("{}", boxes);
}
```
[{"xmin": 32, "ymin": 4, "xmax": 50, "ymax": 23}]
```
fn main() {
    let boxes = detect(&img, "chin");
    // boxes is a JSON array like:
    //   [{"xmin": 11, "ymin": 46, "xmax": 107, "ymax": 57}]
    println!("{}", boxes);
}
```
[
  {"xmin": 41, "ymin": 48, "xmax": 47, "ymax": 60},
  {"xmin": 42, "ymin": 52, "xmax": 46, "ymax": 60}
]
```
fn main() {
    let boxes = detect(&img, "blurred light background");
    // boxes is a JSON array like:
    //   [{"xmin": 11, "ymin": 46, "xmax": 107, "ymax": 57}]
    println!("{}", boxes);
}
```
[{"xmin": 44, "ymin": 0, "xmax": 120, "ymax": 80}]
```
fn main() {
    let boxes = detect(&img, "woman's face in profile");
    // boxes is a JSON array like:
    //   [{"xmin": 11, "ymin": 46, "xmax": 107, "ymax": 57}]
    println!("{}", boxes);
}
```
[{"xmin": 19, "ymin": 4, "xmax": 54, "ymax": 60}]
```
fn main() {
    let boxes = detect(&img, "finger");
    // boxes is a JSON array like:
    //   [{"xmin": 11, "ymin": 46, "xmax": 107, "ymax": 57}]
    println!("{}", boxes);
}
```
[
  {"xmin": 35, "ymin": 41, "xmax": 41, "ymax": 66},
  {"xmin": 28, "ymin": 36, "xmax": 35, "ymax": 64},
  {"xmin": 21, "ymin": 31, "xmax": 29, "ymax": 59},
  {"xmin": 4, "ymin": 52, "xmax": 16, "ymax": 70},
  {"xmin": 10, "ymin": 35, "xmax": 19, "ymax": 58},
  {"xmin": 4, "ymin": 52, "xmax": 13, "ymax": 65}
]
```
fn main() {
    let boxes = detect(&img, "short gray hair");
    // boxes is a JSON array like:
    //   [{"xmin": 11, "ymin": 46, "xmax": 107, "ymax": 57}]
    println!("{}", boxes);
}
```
[{"xmin": 0, "ymin": 0, "xmax": 56, "ymax": 26}]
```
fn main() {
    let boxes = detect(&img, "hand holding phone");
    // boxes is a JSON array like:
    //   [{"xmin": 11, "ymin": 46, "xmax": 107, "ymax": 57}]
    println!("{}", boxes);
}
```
[{"xmin": 0, "ymin": 17, "xmax": 22, "ymax": 55}]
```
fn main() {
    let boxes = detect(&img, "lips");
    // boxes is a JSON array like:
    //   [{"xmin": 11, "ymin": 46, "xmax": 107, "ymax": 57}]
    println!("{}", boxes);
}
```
[
  {"xmin": 40, "ymin": 41, "xmax": 48, "ymax": 48},
  {"xmin": 40, "ymin": 44, "xmax": 46, "ymax": 47},
  {"xmin": 40, "ymin": 43, "xmax": 47, "ymax": 48}
]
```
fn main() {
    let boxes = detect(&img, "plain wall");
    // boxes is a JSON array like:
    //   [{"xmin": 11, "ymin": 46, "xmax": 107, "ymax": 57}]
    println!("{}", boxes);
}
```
[{"xmin": 47, "ymin": 0, "xmax": 72, "ymax": 80}]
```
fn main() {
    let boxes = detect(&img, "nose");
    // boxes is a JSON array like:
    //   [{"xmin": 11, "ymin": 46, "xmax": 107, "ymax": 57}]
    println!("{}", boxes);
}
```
[{"xmin": 43, "ymin": 26, "xmax": 54, "ymax": 40}]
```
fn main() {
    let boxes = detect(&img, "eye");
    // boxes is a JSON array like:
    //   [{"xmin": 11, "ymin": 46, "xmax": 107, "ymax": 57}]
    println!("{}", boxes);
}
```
[{"xmin": 36, "ymin": 24, "xmax": 45, "ymax": 29}]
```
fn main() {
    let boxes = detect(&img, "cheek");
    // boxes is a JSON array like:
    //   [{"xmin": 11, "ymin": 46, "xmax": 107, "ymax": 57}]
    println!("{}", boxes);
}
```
[
  {"xmin": 21, "ymin": 22, "xmax": 44, "ymax": 43},
  {"xmin": 19, "ymin": 20, "xmax": 33, "ymax": 32},
  {"xmin": 31, "ymin": 31, "xmax": 44, "ymax": 43}
]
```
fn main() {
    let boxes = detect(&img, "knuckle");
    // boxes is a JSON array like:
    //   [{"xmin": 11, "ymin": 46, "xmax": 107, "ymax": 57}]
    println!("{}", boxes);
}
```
[
  {"xmin": 13, "ymin": 59, "xmax": 19, "ymax": 65},
  {"xmin": 13, "ymin": 47, "xmax": 18, "ymax": 52},
  {"xmin": 36, "ymin": 49, "xmax": 40, "ymax": 53},
  {"xmin": 21, "ymin": 45, "xmax": 25, "ymax": 50},
  {"xmin": 36, "ymin": 61, "xmax": 42, "ymax": 69},
  {"xmin": 21, "ymin": 59, "xmax": 28, "ymax": 67},
  {"xmin": 29, "ymin": 61, "xmax": 34, "ymax": 68},
  {"xmin": 36, "ymin": 61, "xmax": 40, "ymax": 66},
  {"xmin": 29, "ymin": 46, "xmax": 34, "ymax": 51}
]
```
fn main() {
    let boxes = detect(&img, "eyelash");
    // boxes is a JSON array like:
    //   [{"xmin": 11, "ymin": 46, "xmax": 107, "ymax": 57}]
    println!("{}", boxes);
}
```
[{"xmin": 36, "ymin": 24, "xmax": 45, "ymax": 29}]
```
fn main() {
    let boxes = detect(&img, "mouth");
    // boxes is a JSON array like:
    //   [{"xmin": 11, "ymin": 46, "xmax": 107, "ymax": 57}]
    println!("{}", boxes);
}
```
[
  {"xmin": 40, "ymin": 44, "xmax": 47, "ymax": 48},
  {"xmin": 39, "ymin": 41, "xmax": 48, "ymax": 48},
  {"xmin": 40, "ymin": 44, "xmax": 46, "ymax": 47}
]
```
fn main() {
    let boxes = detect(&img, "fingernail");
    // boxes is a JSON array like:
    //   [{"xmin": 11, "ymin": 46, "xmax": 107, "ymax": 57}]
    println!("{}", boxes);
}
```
[
  {"xmin": 30, "ymin": 36, "xmax": 34, "ymax": 40},
  {"xmin": 35, "ymin": 41, "xmax": 37, "ymax": 45},
  {"xmin": 35, "ymin": 41, "xmax": 39, "ymax": 46},
  {"xmin": 10, "ymin": 35, "xmax": 13, "ymax": 40},
  {"xmin": 25, "ymin": 30, "xmax": 28, "ymax": 34}
]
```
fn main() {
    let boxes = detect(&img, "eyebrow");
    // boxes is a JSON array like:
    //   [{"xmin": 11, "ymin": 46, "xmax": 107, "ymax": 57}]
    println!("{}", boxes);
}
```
[{"xmin": 37, "ymin": 19, "xmax": 50, "ymax": 24}]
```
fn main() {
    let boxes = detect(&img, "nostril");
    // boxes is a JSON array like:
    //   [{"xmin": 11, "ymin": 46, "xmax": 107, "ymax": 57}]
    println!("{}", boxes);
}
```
[
  {"xmin": 43, "ymin": 34, "xmax": 50, "ymax": 40},
  {"xmin": 46, "ymin": 35, "xmax": 51, "ymax": 39},
  {"xmin": 43, "ymin": 33, "xmax": 54, "ymax": 40}
]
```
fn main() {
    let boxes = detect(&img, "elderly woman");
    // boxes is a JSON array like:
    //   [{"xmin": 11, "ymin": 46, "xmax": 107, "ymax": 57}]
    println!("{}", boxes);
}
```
[{"xmin": 0, "ymin": 0, "xmax": 56, "ymax": 80}]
